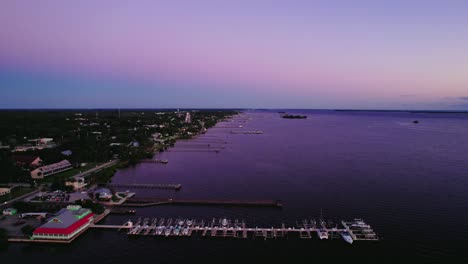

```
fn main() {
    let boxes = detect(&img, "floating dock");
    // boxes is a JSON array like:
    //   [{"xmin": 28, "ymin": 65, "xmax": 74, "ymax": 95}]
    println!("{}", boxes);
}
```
[{"xmin": 90, "ymin": 218, "xmax": 378, "ymax": 243}]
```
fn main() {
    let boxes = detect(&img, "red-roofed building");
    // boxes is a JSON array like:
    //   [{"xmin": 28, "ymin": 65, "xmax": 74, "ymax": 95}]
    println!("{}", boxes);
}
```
[
  {"xmin": 13, "ymin": 155, "xmax": 42, "ymax": 168},
  {"xmin": 30, "ymin": 160, "xmax": 72, "ymax": 179},
  {"xmin": 32, "ymin": 205, "xmax": 94, "ymax": 240}
]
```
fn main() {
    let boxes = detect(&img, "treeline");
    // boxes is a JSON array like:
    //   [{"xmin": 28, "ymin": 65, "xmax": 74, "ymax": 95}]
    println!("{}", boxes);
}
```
[{"xmin": 0, "ymin": 109, "xmax": 237, "ymax": 183}]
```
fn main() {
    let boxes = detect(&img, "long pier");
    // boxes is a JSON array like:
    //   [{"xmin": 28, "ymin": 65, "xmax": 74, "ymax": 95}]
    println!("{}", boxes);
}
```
[
  {"xmin": 106, "ymin": 183, "xmax": 182, "ymax": 190},
  {"xmin": 121, "ymin": 198, "xmax": 282, "ymax": 207},
  {"xmin": 91, "ymin": 218, "xmax": 378, "ymax": 243},
  {"xmin": 140, "ymin": 159, "xmax": 168, "ymax": 164}
]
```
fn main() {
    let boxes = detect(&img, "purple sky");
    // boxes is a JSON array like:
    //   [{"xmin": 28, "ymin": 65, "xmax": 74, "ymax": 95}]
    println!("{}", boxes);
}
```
[{"xmin": 1, "ymin": 0, "xmax": 468, "ymax": 109}]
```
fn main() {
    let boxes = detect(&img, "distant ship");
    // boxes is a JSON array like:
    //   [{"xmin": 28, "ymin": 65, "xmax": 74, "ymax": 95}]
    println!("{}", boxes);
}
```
[{"xmin": 281, "ymin": 114, "xmax": 307, "ymax": 119}]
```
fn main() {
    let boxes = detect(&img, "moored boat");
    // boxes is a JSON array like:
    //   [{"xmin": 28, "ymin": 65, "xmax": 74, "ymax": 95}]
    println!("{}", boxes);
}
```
[{"xmin": 341, "ymin": 231, "xmax": 354, "ymax": 244}]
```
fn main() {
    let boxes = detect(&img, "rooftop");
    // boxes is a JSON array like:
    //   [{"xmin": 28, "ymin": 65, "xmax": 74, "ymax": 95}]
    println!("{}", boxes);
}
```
[
  {"xmin": 37, "ymin": 160, "xmax": 71, "ymax": 173},
  {"xmin": 34, "ymin": 206, "xmax": 93, "ymax": 231}
]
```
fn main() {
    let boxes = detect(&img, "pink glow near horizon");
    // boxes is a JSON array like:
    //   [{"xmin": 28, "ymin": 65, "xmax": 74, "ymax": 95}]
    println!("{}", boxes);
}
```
[{"xmin": 1, "ymin": 0, "xmax": 468, "ymax": 109}]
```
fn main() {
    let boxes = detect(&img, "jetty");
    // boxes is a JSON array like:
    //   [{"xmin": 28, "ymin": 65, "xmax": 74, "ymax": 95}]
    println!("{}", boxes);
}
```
[
  {"xmin": 120, "ymin": 198, "xmax": 282, "ymax": 208},
  {"xmin": 140, "ymin": 159, "xmax": 168, "ymax": 164},
  {"xmin": 105, "ymin": 183, "xmax": 182, "ymax": 190},
  {"xmin": 230, "ymin": 130, "xmax": 263, "ymax": 134},
  {"xmin": 91, "ymin": 217, "xmax": 379, "ymax": 243}
]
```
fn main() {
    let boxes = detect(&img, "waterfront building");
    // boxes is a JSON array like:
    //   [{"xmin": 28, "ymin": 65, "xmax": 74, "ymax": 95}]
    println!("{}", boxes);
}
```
[
  {"xmin": 30, "ymin": 160, "xmax": 72, "ymax": 179},
  {"xmin": 94, "ymin": 188, "xmax": 113, "ymax": 200},
  {"xmin": 32, "ymin": 205, "xmax": 94, "ymax": 240},
  {"xmin": 0, "ymin": 188, "xmax": 11, "ymax": 196}
]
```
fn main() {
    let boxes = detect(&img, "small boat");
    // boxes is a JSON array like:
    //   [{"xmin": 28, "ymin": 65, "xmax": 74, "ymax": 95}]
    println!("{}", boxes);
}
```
[
  {"xmin": 222, "ymin": 218, "xmax": 228, "ymax": 227},
  {"xmin": 341, "ymin": 232, "xmax": 354, "ymax": 244},
  {"xmin": 178, "ymin": 220, "xmax": 184, "ymax": 226},
  {"xmin": 174, "ymin": 227, "xmax": 180, "ymax": 236},
  {"xmin": 186, "ymin": 220, "xmax": 193, "ymax": 226},
  {"xmin": 316, "ymin": 229, "xmax": 329, "ymax": 240},
  {"xmin": 164, "ymin": 227, "xmax": 172, "ymax": 236},
  {"xmin": 156, "ymin": 226, "xmax": 164, "ymax": 235},
  {"xmin": 182, "ymin": 227, "xmax": 189, "ymax": 236}
]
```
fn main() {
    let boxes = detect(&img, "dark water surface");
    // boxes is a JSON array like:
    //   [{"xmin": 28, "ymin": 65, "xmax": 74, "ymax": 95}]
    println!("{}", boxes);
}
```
[{"xmin": 2, "ymin": 110, "xmax": 468, "ymax": 263}]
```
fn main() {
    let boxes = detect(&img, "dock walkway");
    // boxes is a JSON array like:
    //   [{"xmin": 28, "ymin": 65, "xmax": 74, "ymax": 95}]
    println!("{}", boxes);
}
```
[
  {"xmin": 92, "ymin": 218, "xmax": 379, "ymax": 242},
  {"xmin": 121, "ymin": 198, "xmax": 282, "ymax": 207},
  {"xmin": 106, "ymin": 183, "xmax": 182, "ymax": 190}
]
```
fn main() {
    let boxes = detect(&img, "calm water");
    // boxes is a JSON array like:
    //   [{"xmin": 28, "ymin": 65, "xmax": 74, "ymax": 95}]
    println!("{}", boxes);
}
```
[{"xmin": 3, "ymin": 110, "xmax": 468, "ymax": 263}]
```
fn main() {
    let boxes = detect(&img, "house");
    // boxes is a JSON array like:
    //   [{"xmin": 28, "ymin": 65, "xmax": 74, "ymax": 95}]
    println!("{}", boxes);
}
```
[
  {"xmin": 32, "ymin": 205, "xmax": 94, "ymax": 241},
  {"xmin": 0, "ymin": 188, "xmax": 11, "ymax": 196},
  {"xmin": 14, "ymin": 138, "xmax": 57, "ymax": 152},
  {"xmin": 28, "ymin": 138, "xmax": 54, "ymax": 146},
  {"xmin": 31, "ymin": 160, "xmax": 73, "ymax": 179},
  {"xmin": 0, "ymin": 141, "xmax": 10, "ymax": 149},
  {"xmin": 129, "ymin": 141, "xmax": 140, "ymax": 148},
  {"xmin": 65, "ymin": 177, "xmax": 87, "ymax": 190},
  {"xmin": 94, "ymin": 188, "xmax": 113, "ymax": 200},
  {"xmin": 13, "ymin": 155, "xmax": 43, "ymax": 167},
  {"xmin": 151, "ymin": 133, "xmax": 162, "ymax": 141},
  {"xmin": 61, "ymin": 150, "xmax": 73, "ymax": 156}
]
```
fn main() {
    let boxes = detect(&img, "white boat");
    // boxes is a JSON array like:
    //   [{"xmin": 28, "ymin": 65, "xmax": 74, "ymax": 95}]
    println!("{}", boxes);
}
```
[
  {"xmin": 316, "ymin": 229, "xmax": 329, "ymax": 240},
  {"xmin": 164, "ymin": 227, "xmax": 172, "ymax": 236},
  {"xmin": 351, "ymin": 219, "xmax": 370, "ymax": 228},
  {"xmin": 174, "ymin": 227, "xmax": 180, "ymax": 236},
  {"xmin": 178, "ymin": 220, "xmax": 184, "ymax": 226},
  {"xmin": 341, "ymin": 232, "xmax": 354, "ymax": 244},
  {"xmin": 222, "ymin": 218, "xmax": 228, "ymax": 227},
  {"xmin": 156, "ymin": 226, "xmax": 164, "ymax": 235},
  {"xmin": 186, "ymin": 220, "xmax": 193, "ymax": 226}
]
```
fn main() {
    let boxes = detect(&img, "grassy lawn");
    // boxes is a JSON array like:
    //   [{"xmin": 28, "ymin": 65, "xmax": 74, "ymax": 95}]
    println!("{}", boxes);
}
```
[
  {"xmin": 0, "ymin": 187, "xmax": 36, "ymax": 203},
  {"xmin": 39, "ymin": 163, "xmax": 98, "ymax": 183}
]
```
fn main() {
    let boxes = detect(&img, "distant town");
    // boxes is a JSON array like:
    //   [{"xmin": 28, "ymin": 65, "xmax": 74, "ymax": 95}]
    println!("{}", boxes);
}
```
[{"xmin": 0, "ymin": 109, "xmax": 236, "ymax": 245}]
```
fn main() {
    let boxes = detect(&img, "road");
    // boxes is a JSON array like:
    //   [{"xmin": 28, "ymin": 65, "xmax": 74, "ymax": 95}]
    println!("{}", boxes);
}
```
[
  {"xmin": 0, "ymin": 160, "xmax": 118, "ymax": 211},
  {"xmin": 73, "ymin": 159, "xmax": 119, "ymax": 180},
  {"xmin": 1, "ymin": 189, "xmax": 41, "ymax": 211}
]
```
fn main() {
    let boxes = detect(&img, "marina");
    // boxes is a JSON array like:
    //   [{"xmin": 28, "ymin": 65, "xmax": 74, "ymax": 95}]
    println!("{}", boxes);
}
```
[{"xmin": 91, "ymin": 218, "xmax": 378, "ymax": 243}]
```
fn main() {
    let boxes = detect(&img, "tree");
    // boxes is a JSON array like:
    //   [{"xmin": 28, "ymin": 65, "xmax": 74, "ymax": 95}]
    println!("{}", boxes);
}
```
[
  {"xmin": 21, "ymin": 225, "xmax": 35, "ymax": 237},
  {"xmin": 0, "ymin": 228, "xmax": 8, "ymax": 250},
  {"xmin": 74, "ymin": 199, "xmax": 104, "ymax": 214}
]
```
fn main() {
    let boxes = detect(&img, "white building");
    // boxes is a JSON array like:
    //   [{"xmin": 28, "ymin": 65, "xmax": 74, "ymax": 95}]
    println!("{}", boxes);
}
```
[
  {"xmin": 31, "ymin": 160, "xmax": 73, "ymax": 179},
  {"xmin": 65, "ymin": 177, "xmax": 87, "ymax": 190},
  {"xmin": 0, "ymin": 188, "xmax": 11, "ymax": 196},
  {"xmin": 94, "ymin": 188, "xmax": 113, "ymax": 200},
  {"xmin": 185, "ymin": 112, "xmax": 192, "ymax": 123}
]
